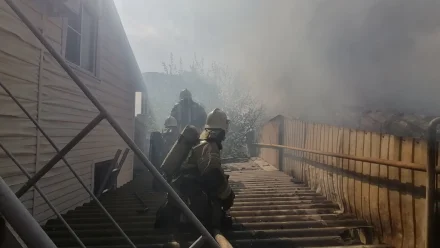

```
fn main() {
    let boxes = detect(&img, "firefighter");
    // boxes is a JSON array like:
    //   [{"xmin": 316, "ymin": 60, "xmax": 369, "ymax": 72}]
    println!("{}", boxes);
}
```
[
  {"xmin": 170, "ymin": 89, "xmax": 207, "ymax": 132},
  {"xmin": 162, "ymin": 116, "xmax": 179, "ymax": 158},
  {"xmin": 155, "ymin": 108, "xmax": 235, "ymax": 231}
]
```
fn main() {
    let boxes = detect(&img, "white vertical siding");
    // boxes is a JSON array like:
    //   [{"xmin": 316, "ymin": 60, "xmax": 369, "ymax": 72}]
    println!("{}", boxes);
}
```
[{"xmin": 0, "ymin": 0, "xmax": 138, "ymax": 224}]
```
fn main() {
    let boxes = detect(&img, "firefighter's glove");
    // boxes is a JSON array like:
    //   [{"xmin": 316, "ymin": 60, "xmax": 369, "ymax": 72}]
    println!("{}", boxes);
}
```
[{"xmin": 222, "ymin": 190, "xmax": 235, "ymax": 211}]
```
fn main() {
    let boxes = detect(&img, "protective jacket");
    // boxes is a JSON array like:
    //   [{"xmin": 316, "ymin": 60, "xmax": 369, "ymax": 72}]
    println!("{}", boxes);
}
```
[
  {"xmin": 181, "ymin": 140, "xmax": 232, "ymax": 201},
  {"xmin": 170, "ymin": 101, "xmax": 207, "ymax": 132},
  {"xmin": 154, "ymin": 131, "xmax": 234, "ymax": 230}
]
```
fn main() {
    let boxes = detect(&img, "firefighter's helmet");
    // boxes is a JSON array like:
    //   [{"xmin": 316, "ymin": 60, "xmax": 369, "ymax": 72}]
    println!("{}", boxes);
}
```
[
  {"xmin": 164, "ymin": 116, "xmax": 177, "ymax": 128},
  {"xmin": 179, "ymin": 89, "xmax": 192, "ymax": 101},
  {"xmin": 205, "ymin": 108, "xmax": 229, "ymax": 132}
]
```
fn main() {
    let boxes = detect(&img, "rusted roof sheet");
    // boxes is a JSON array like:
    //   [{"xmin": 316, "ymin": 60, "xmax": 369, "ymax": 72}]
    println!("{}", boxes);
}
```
[{"xmin": 43, "ymin": 159, "xmax": 392, "ymax": 247}]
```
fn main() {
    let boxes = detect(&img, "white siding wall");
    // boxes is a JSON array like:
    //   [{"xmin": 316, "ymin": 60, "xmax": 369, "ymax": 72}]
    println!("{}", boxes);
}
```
[{"xmin": 0, "ymin": 0, "xmax": 137, "ymax": 224}]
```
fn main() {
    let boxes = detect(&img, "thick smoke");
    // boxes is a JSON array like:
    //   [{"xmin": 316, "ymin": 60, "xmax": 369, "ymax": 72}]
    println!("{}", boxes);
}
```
[{"xmin": 216, "ymin": 0, "xmax": 440, "ymax": 122}]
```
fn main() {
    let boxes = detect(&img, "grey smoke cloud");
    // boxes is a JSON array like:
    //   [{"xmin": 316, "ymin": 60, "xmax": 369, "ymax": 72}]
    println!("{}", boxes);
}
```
[
  {"xmin": 117, "ymin": 0, "xmax": 440, "ymax": 120},
  {"xmin": 221, "ymin": 0, "xmax": 440, "ymax": 119}
]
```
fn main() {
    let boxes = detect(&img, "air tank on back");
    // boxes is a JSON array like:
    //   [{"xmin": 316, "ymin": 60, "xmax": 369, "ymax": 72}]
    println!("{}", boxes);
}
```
[{"xmin": 153, "ymin": 125, "xmax": 200, "ymax": 192}]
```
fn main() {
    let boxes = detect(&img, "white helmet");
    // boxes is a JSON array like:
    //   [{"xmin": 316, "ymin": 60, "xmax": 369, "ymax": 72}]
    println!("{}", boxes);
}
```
[
  {"xmin": 205, "ymin": 108, "xmax": 229, "ymax": 132},
  {"xmin": 164, "ymin": 116, "xmax": 178, "ymax": 128}
]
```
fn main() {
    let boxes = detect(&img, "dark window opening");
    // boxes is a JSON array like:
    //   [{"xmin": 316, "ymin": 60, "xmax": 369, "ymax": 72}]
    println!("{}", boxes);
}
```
[
  {"xmin": 93, "ymin": 160, "xmax": 113, "ymax": 196},
  {"xmin": 65, "ymin": 3, "xmax": 97, "ymax": 74}
]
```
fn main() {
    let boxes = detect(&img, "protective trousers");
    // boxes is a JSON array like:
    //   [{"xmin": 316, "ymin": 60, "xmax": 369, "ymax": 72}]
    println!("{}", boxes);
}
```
[{"xmin": 154, "ymin": 173, "xmax": 227, "ymax": 231}]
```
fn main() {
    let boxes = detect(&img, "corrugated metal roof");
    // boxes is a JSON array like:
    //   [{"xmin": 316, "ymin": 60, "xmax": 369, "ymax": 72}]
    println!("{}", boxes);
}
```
[{"xmin": 43, "ymin": 159, "xmax": 392, "ymax": 248}]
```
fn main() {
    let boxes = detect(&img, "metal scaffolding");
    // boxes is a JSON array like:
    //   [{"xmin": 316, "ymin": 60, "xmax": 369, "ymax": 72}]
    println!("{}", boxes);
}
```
[{"xmin": 0, "ymin": 0, "xmax": 220, "ymax": 247}]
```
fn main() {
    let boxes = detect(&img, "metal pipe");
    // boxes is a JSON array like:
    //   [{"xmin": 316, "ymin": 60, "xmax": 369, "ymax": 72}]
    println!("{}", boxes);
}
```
[
  {"xmin": 3, "ymin": 1, "xmax": 219, "ymax": 247},
  {"xmin": 118, "ymin": 148, "xmax": 130, "ymax": 168},
  {"xmin": 0, "ymin": 142, "xmax": 86, "ymax": 248},
  {"xmin": 96, "ymin": 149, "xmax": 122, "ymax": 198},
  {"xmin": 112, "ymin": 148, "xmax": 130, "ymax": 190},
  {"xmin": 188, "ymin": 236, "xmax": 205, "ymax": 248},
  {"xmin": 0, "ymin": 175, "xmax": 57, "ymax": 248},
  {"xmin": 0, "ymin": 81, "xmax": 137, "ymax": 248},
  {"xmin": 15, "ymin": 113, "xmax": 105, "ymax": 197},
  {"xmin": 254, "ymin": 143, "xmax": 425, "ymax": 171},
  {"xmin": 426, "ymin": 117, "xmax": 440, "ymax": 248}
]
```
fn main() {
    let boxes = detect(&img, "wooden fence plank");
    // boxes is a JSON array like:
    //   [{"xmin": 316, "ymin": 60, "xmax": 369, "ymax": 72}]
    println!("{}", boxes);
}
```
[
  {"xmin": 355, "ymin": 130, "xmax": 364, "ymax": 218},
  {"xmin": 413, "ymin": 140, "xmax": 426, "ymax": 248},
  {"xmin": 362, "ymin": 131, "xmax": 372, "ymax": 223},
  {"xmin": 379, "ymin": 134, "xmax": 392, "ymax": 244},
  {"xmin": 400, "ymin": 138, "xmax": 415, "ymax": 248}
]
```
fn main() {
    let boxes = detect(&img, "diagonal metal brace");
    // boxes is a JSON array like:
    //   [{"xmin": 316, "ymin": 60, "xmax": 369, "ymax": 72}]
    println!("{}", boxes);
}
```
[
  {"xmin": 0, "ymin": 80, "xmax": 136, "ymax": 248},
  {"xmin": 0, "ymin": 142, "xmax": 86, "ymax": 248},
  {"xmin": 3, "ymin": 0, "xmax": 220, "ymax": 247},
  {"xmin": 15, "ymin": 113, "xmax": 105, "ymax": 198},
  {"xmin": 0, "ymin": 175, "xmax": 57, "ymax": 248},
  {"xmin": 96, "ymin": 149, "xmax": 122, "ymax": 198}
]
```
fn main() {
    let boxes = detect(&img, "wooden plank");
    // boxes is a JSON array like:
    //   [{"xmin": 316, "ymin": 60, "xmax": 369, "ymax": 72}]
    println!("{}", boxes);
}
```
[
  {"xmin": 354, "ymin": 130, "xmax": 364, "ymax": 218},
  {"xmin": 342, "ymin": 128, "xmax": 350, "ymax": 212},
  {"xmin": 304, "ymin": 123, "xmax": 312, "ymax": 185},
  {"xmin": 362, "ymin": 131, "xmax": 372, "ymax": 223},
  {"xmin": 348, "ymin": 129, "xmax": 357, "ymax": 214},
  {"xmin": 300, "ymin": 121, "xmax": 306, "ymax": 182},
  {"xmin": 400, "ymin": 138, "xmax": 415, "ymax": 248},
  {"xmin": 369, "ymin": 132, "xmax": 382, "ymax": 239},
  {"xmin": 326, "ymin": 125, "xmax": 337, "ymax": 203},
  {"xmin": 323, "ymin": 125, "xmax": 331, "ymax": 199},
  {"xmin": 298, "ymin": 121, "xmax": 305, "ymax": 181},
  {"xmin": 311, "ymin": 123, "xmax": 318, "ymax": 190},
  {"xmin": 388, "ymin": 136, "xmax": 403, "ymax": 247},
  {"xmin": 283, "ymin": 119, "xmax": 291, "ymax": 174},
  {"xmin": 333, "ymin": 126, "xmax": 343, "ymax": 208},
  {"xmin": 412, "ymin": 140, "xmax": 426, "ymax": 248},
  {"xmin": 379, "ymin": 134, "xmax": 392, "ymax": 244},
  {"xmin": 318, "ymin": 124, "xmax": 325, "ymax": 195}
]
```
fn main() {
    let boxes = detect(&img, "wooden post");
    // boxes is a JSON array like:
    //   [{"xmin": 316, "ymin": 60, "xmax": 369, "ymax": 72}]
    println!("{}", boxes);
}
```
[{"xmin": 278, "ymin": 116, "xmax": 285, "ymax": 171}]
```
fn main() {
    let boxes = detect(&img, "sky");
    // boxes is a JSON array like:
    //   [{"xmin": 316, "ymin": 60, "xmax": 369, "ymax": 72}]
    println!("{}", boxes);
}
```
[
  {"xmin": 114, "ymin": 0, "xmax": 257, "ymax": 72},
  {"xmin": 115, "ymin": 0, "xmax": 440, "ymax": 121}
]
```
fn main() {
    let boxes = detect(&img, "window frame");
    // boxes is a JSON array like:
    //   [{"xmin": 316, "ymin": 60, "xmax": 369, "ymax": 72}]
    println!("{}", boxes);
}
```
[{"xmin": 62, "ymin": 0, "xmax": 100, "ymax": 79}]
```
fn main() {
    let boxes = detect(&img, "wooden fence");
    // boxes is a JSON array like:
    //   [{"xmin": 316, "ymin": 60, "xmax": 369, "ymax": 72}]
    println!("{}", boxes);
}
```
[{"xmin": 256, "ymin": 115, "xmax": 438, "ymax": 248}]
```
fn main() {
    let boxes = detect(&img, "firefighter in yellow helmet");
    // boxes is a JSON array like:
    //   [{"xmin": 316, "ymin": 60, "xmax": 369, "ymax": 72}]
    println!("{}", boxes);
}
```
[
  {"xmin": 170, "ymin": 89, "xmax": 207, "ymax": 132},
  {"xmin": 154, "ymin": 108, "xmax": 235, "ymax": 230}
]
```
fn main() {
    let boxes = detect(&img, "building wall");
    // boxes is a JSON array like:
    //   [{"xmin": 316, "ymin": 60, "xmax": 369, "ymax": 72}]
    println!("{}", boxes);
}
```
[{"xmin": 0, "ymin": 0, "xmax": 137, "ymax": 224}]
